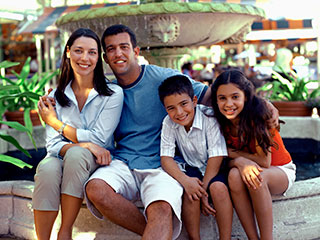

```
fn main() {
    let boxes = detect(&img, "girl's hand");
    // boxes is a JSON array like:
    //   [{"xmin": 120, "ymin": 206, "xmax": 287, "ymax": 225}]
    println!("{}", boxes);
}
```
[
  {"xmin": 183, "ymin": 177, "xmax": 208, "ymax": 202},
  {"xmin": 236, "ymin": 157, "xmax": 263, "ymax": 189},
  {"xmin": 201, "ymin": 195, "xmax": 216, "ymax": 216},
  {"xmin": 86, "ymin": 143, "xmax": 112, "ymax": 166},
  {"xmin": 38, "ymin": 96, "xmax": 57, "ymax": 126}
]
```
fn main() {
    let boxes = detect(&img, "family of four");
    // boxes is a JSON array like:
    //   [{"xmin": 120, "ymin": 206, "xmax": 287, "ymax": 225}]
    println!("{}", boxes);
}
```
[{"xmin": 33, "ymin": 24, "xmax": 296, "ymax": 240}]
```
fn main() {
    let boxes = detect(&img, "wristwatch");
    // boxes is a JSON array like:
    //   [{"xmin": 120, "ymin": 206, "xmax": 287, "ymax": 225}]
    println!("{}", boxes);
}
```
[{"xmin": 58, "ymin": 122, "xmax": 67, "ymax": 135}]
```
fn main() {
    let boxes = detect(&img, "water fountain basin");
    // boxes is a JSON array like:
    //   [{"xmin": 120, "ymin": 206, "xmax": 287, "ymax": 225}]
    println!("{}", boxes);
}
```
[{"xmin": 56, "ymin": 2, "xmax": 265, "ymax": 48}]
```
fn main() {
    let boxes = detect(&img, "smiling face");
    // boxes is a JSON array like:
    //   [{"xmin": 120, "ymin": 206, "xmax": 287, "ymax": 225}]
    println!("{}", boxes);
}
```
[
  {"xmin": 67, "ymin": 36, "xmax": 98, "ymax": 79},
  {"xmin": 216, "ymin": 83, "xmax": 246, "ymax": 123},
  {"xmin": 103, "ymin": 32, "xmax": 140, "ymax": 85},
  {"xmin": 163, "ymin": 93, "xmax": 197, "ymax": 132}
]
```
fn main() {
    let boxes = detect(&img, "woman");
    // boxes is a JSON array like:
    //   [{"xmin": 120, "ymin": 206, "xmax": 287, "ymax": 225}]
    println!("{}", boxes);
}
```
[{"xmin": 33, "ymin": 28, "xmax": 123, "ymax": 240}]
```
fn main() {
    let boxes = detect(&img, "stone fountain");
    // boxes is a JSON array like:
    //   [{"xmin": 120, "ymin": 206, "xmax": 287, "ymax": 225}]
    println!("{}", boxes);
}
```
[{"xmin": 55, "ymin": 1, "xmax": 265, "ymax": 69}]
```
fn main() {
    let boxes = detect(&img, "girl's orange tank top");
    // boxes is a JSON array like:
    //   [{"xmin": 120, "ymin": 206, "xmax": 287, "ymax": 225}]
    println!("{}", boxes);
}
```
[{"xmin": 226, "ymin": 128, "xmax": 292, "ymax": 166}]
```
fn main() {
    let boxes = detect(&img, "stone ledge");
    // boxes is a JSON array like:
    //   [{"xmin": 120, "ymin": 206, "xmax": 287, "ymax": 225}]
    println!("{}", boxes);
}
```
[
  {"xmin": 0, "ymin": 178, "xmax": 320, "ymax": 240},
  {"xmin": 273, "ymin": 177, "xmax": 320, "ymax": 200},
  {"xmin": 280, "ymin": 117, "xmax": 320, "ymax": 140}
]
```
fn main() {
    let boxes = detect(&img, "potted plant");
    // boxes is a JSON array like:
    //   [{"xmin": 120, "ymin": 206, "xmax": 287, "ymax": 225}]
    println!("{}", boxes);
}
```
[
  {"xmin": 0, "ymin": 57, "xmax": 59, "ymax": 131},
  {"xmin": 257, "ymin": 70, "xmax": 320, "ymax": 116}
]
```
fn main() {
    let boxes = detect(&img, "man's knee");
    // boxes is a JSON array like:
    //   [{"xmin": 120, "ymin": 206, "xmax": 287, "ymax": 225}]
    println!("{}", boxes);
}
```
[
  {"xmin": 86, "ymin": 179, "xmax": 114, "ymax": 204},
  {"xmin": 146, "ymin": 201, "xmax": 172, "ymax": 219}
]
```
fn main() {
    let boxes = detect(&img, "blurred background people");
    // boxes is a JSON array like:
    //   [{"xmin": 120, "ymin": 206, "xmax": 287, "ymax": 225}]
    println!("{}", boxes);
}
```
[{"xmin": 270, "ymin": 39, "xmax": 293, "ymax": 80}]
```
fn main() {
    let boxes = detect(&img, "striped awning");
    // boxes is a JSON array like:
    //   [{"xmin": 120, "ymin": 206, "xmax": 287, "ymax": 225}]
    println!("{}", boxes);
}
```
[
  {"xmin": 246, "ymin": 18, "xmax": 316, "ymax": 42},
  {"xmin": 252, "ymin": 18, "xmax": 313, "ymax": 31},
  {"xmin": 246, "ymin": 37, "xmax": 317, "ymax": 44}
]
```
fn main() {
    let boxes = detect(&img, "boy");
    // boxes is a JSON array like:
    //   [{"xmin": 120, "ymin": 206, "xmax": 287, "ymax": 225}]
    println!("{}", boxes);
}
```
[{"xmin": 158, "ymin": 75, "xmax": 233, "ymax": 240}]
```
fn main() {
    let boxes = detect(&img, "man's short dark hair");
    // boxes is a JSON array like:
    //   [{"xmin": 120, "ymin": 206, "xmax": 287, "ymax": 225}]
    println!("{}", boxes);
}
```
[
  {"xmin": 101, "ymin": 24, "xmax": 137, "ymax": 52},
  {"xmin": 158, "ymin": 75, "xmax": 194, "ymax": 104}
]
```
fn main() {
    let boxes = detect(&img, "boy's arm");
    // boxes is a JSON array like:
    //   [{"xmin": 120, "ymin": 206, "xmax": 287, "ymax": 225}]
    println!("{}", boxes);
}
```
[
  {"xmin": 202, "ymin": 156, "xmax": 223, "ymax": 190},
  {"xmin": 161, "ymin": 156, "xmax": 207, "ymax": 201},
  {"xmin": 200, "ymin": 86, "xmax": 212, "ymax": 106}
]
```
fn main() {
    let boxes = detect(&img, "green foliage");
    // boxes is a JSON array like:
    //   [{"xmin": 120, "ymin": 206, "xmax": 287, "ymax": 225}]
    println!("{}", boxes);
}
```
[
  {"xmin": 0, "ymin": 57, "xmax": 59, "ymax": 131},
  {"xmin": 257, "ymin": 70, "xmax": 320, "ymax": 102},
  {"xmin": 0, "ymin": 57, "xmax": 59, "ymax": 112},
  {"xmin": 0, "ymin": 58, "xmax": 58, "ymax": 169},
  {"xmin": 0, "ymin": 120, "xmax": 33, "ymax": 169},
  {"xmin": 0, "ymin": 60, "xmax": 20, "ymax": 69}
]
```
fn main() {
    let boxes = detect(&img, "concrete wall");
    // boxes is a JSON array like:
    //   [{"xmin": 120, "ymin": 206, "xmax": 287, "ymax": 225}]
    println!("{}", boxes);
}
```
[{"xmin": 1, "ymin": 177, "xmax": 320, "ymax": 240}]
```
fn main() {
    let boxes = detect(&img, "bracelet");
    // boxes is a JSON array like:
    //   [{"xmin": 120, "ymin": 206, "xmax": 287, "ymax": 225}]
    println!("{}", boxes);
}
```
[{"xmin": 58, "ymin": 122, "xmax": 67, "ymax": 135}]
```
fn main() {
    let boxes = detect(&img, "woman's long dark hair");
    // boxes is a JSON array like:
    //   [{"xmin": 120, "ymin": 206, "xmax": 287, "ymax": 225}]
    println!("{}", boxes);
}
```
[
  {"xmin": 211, "ymin": 70, "xmax": 273, "ymax": 155},
  {"xmin": 55, "ymin": 28, "xmax": 113, "ymax": 107}
]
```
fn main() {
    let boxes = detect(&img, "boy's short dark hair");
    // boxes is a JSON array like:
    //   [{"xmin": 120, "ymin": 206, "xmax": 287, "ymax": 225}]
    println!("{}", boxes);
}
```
[
  {"xmin": 101, "ymin": 24, "xmax": 137, "ymax": 52},
  {"xmin": 158, "ymin": 75, "xmax": 194, "ymax": 104}
]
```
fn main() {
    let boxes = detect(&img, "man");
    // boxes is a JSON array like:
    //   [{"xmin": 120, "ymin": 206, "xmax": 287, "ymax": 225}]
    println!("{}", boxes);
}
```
[{"xmin": 84, "ymin": 24, "xmax": 209, "ymax": 240}]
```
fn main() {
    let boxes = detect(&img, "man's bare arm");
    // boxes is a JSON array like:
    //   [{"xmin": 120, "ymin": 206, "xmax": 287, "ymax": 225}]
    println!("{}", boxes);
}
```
[
  {"xmin": 200, "ymin": 86, "xmax": 212, "ymax": 106},
  {"xmin": 266, "ymin": 101, "xmax": 279, "ymax": 129}
]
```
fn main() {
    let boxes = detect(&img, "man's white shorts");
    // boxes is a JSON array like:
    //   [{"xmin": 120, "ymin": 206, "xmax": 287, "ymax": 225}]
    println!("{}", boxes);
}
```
[{"xmin": 84, "ymin": 159, "xmax": 183, "ymax": 239}]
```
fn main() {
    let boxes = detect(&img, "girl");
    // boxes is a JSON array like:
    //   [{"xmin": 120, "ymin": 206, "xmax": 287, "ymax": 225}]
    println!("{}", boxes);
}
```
[
  {"xmin": 33, "ymin": 28, "xmax": 123, "ymax": 240},
  {"xmin": 211, "ymin": 70, "xmax": 296, "ymax": 240}
]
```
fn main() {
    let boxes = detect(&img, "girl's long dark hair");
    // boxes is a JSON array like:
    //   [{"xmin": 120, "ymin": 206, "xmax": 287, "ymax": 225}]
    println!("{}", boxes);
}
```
[
  {"xmin": 211, "ymin": 70, "xmax": 273, "ymax": 155},
  {"xmin": 55, "ymin": 28, "xmax": 114, "ymax": 107}
]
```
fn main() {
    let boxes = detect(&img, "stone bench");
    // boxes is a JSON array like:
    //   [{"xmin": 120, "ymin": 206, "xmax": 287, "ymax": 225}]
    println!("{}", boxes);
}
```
[{"xmin": 1, "ymin": 177, "xmax": 320, "ymax": 240}]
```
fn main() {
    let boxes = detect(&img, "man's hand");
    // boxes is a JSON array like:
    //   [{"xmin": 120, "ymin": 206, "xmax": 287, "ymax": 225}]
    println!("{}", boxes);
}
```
[
  {"xmin": 266, "ymin": 100, "xmax": 279, "ymax": 129},
  {"xmin": 40, "ymin": 88, "xmax": 55, "ymax": 107},
  {"xmin": 86, "ymin": 142, "xmax": 112, "ymax": 166}
]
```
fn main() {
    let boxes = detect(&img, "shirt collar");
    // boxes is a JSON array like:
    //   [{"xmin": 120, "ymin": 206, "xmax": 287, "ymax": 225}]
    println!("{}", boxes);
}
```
[
  {"xmin": 192, "ymin": 105, "xmax": 203, "ymax": 130},
  {"xmin": 64, "ymin": 81, "xmax": 99, "ymax": 107},
  {"xmin": 118, "ymin": 65, "xmax": 145, "ymax": 89}
]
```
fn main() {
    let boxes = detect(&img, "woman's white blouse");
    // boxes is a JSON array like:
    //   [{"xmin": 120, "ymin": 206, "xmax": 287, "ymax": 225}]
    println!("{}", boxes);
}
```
[{"xmin": 45, "ymin": 81, "xmax": 123, "ymax": 158}]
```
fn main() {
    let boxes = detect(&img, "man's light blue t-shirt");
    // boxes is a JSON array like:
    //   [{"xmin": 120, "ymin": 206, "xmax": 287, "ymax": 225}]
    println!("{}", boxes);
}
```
[{"xmin": 114, "ymin": 64, "xmax": 208, "ymax": 169}]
